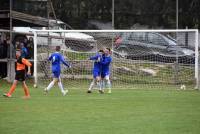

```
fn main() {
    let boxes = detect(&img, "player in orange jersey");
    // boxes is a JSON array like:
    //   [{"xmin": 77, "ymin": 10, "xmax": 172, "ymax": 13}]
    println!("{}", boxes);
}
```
[{"xmin": 3, "ymin": 48, "xmax": 32, "ymax": 99}]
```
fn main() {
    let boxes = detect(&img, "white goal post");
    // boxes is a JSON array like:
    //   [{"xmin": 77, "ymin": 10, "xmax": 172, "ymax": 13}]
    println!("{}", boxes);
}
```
[{"xmin": 32, "ymin": 29, "xmax": 199, "ymax": 90}]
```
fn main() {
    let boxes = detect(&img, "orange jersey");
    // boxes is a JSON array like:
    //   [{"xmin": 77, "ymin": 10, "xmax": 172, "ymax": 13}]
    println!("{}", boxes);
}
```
[{"xmin": 16, "ymin": 57, "xmax": 32, "ymax": 71}]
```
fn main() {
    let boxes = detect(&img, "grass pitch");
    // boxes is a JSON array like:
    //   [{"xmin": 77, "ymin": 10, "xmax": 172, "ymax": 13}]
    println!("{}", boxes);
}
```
[{"xmin": 0, "ymin": 81, "xmax": 200, "ymax": 134}]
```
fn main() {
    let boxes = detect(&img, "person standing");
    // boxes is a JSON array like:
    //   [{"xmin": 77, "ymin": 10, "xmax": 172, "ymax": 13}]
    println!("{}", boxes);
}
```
[
  {"xmin": 44, "ymin": 46, "xmax": 71, "ymax": 96},
  {"xmin": 3, "ymin": 47, "xmax": 32, "ymax": 98}
]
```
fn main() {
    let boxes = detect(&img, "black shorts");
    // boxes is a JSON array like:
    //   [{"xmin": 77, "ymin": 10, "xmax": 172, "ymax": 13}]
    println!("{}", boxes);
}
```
[{"xmin": 15, "ymin": 70, "xmax": 26, "ymax": 81}]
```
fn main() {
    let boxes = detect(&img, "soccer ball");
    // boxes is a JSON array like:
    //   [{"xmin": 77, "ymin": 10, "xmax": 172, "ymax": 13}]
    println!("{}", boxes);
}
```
[
  {"xmin": 33, "ymin": 84, "xmax": 37, "ymax": 88},
  {"xmin": 180, "ymin": 84, "xmax": 186, "ymax": 90}
]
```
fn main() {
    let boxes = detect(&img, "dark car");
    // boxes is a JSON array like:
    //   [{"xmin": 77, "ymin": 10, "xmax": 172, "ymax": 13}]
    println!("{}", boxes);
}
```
[{"xmin": 114, "ymin": 32, "xmax": 195, "ymax": 63}]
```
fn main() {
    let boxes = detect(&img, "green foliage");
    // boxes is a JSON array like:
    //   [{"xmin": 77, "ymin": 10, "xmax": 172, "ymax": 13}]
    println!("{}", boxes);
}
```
[{"xmin": 51, "ymin": 0, "xmax": 200, "ymax": 29}]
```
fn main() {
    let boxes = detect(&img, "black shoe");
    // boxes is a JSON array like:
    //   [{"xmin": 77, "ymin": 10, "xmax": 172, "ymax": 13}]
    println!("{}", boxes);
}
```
[{"xmin": 87, "ymin": 90, "xmax": 92, "ymax": 93}]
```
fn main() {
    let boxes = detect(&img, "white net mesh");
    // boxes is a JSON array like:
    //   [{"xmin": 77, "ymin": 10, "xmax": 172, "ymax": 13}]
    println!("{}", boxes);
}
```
[{"xmin": 34, "ymin": 30, "xmax": 199, "ymax": 90}]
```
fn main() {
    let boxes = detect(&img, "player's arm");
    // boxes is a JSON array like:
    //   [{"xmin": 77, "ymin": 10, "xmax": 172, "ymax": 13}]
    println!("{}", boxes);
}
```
[
  {"xmin": 22, "ymin": 58, "xmax": 32, "ymax": 75},
  {"xmin": 48, "ymin": 54, "xmax": 53, "ymax": 61},
  {"xmin": 61, "ymin": 55, "xmax": 70, "ymax": 67},
  {"xmin": 89, "ymin": 54, "xmax": 99, "ymax": 61},
  {"xmin": 44, "ymin": 54, "xmax": 53, "ymax": 65},
  {"xmin": 101, "ymin": 57, "xmax": 112, "ymax": 65},
  {"xmin": 27, "ymin": 66, "xmax": 31, "ymax": 75}
]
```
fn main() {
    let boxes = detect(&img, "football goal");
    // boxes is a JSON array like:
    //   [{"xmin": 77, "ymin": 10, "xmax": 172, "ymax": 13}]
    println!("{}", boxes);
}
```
[{"xmin": 32, "ymin": 29, "xmax": 199, "ymax": 90}]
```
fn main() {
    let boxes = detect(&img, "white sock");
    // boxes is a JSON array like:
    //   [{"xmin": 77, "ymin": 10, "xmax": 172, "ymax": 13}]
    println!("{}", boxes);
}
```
[
  {"xmin": 101, "ymin": 80, "xmax": 105, "ymax": 90},
  {"xmin": 88, "ymin": 80, "xmax": 95, "ymax": 91},
  {"xmin": 47, "ymin": 81, "xmax": 55, "ymax": 91},
  {"xmin": 58, "ymin": 81, "xmax": 65, "ymax": 93},
  {"xmin": 106, "ymin": 80, "xmax": 111, "ymax": 90},
  {"xmin": 97, "ymin": 81, "xmax": 102, "ymax": 91}
]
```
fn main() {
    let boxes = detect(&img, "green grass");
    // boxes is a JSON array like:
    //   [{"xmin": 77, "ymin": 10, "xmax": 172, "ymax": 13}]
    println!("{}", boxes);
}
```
[{"xmin": 0, "ymin": 81, "xmax": 200, "ymax": 134}]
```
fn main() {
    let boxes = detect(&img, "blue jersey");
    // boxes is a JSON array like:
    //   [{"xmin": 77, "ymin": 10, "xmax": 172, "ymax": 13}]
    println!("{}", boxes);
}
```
[
  {"xmin": 21, "ymin": 47, "xmax": 28, "ymax": 58},
  {"xmin": 49, "ymin": 52, "xmax": 70, "ymax": 73},
  {"xmin": 89, "ymin": 53, "xmax": 102, "ymax": 72},
  {"xmin": 101, "ymin": 55, "xmax": 112, "ymax": 75}
]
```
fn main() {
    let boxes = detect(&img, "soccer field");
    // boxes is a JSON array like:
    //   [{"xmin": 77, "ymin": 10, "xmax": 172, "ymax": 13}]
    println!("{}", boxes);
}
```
[{"xmin": 0, "ymin": 81, "xmax": 200, "ymax": 134}]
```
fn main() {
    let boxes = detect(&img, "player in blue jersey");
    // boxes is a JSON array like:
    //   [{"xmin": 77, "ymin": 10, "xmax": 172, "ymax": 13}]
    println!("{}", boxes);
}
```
[
  {"xmin": 87, "ymin": 50, "xmax": 104, "ymax": 93},
  {"xmin": 101, "ymin": 48, "xmax": 112, "ymax": 93},
  {"xmin": 44, "ymin": 46, "xmax": 71, "ymax": 96}
]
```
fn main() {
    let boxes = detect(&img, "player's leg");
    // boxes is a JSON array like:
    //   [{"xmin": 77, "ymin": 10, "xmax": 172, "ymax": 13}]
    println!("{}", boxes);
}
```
[
  {"xmin": 87, "ymin": 71, "xmax": 98, "ymax": 93},
  {"xmin": 99, "ymin": 73, "xmax": 106, "ymax": 93},
  {"xmin": 45, "ymin": 79, "xmax": 56, "ymax": 93},
  {"xmin": 21, "ymin": 70, "xmax": 30, "ymax": 98},
  {"xmin": 44, "ymin": 71, "xmax": 58, "ymax": 93},
  {"xmin": 3, "ymin": 80, "xmax": 18, "ymax": 97},
  {"xmin": 58, "ymin": 76, "xmax": 68, "ymax": 96},
  {"xmin": 87, "ymin": 79, "xmax": 95, "ymax": 93},
  {"xmin": 96, "ymin": 70, "xmax": 103, "ymax": 92},
  {"xmin": 45, "ymin": 80, "xmax": 55, "ymax": 91},
  {"xmin": 3, "ymin": 70, "xmax": 23, "ymax": 97},
  {"xmin": 105, "ymin": 75, "xmax": 112, "ymax": 93},
  {"xmin": 100, "ymin": 78, "xmax": 105, "ymax": 91},
  {"xmin": 22, "ymin": 81, "xmax": 31, "ymax": 99},
  {"xmin": 96, "ymin": 76, "xmax": 103, "ymax": 93}
]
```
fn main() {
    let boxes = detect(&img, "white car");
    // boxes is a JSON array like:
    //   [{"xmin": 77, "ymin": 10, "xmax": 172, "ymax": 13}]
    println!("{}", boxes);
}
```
[{"xmin": 13, "ymin": 24, "xmax": 96, "ymax": 51}]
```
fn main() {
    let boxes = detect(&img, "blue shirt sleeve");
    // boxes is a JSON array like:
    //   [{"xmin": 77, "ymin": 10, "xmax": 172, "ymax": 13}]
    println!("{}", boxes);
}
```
[
  {"xmin": 48, "ymin": 54, "xmax": 53, "ymax": 61},
  {"xmin": 60, "ymin": 55, "xmax": 70, "ymax": 67},
  {"xmin": 89, "ymin": 54, "xmax": 99, "ymax": 60}
]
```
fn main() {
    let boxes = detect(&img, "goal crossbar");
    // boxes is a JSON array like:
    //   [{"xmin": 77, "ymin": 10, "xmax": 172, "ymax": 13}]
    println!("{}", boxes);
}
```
[{"xmin": 32, "ymin": 29, "xmax": 199, "ymax": 33}]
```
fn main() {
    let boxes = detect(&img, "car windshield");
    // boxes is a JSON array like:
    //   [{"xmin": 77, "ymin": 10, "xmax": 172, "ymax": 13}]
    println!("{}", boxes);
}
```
[{"xmin": 163, "ymin": 35, "xmax": 176, "ymax": 46}]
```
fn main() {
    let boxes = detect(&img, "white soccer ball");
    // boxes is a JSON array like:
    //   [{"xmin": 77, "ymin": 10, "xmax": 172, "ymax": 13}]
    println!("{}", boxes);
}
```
[
  {"xmin": 33, "ymin": 84, "xmax": 37, "ymax": 88},
  {"xmin": 180, "ymin": 85, "xmax": 186, "ymax": 90}
]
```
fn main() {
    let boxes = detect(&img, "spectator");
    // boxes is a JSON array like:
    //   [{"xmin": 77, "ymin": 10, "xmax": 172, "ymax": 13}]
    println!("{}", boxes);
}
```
[
  {"xmin": 23, "ymin": 38, "xmax": 28, "ymax": 48},
  {"xmin": 26, "ymin": 37, "xmax": 34, "ymax": 59},
  {"xmin": 0, "ymin": 38, "xmax": 4, "ymax": 78},
  {"xmin": 20, "ymin": 42, "xmax": 28, "ymax": 58},
  {"xmin": 0, "ymin": 38, "xmax": 4, "ymax": 58},
  {"xmin": 0, "ymin": 35, "xmax": 8, "ymax": 78},
  {"xmin": 27, "ymin": 37, "xmax": 34, "ymax": 75},
  {"xmin": 5, "ymin": 36, "xmax": 15, "ymax": 59},
  {"xmin": 15, "ymin": 41, "xmax": 20, "ymax": 49},
  {"xmin": 2, "ymin": 36, "xmax": 8, "ymax": 58}
]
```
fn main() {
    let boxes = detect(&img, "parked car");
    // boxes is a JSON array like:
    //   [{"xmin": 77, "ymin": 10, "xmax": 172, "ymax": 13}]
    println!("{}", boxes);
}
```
[
  {"xmin": 114, "ymin": 32, "xmax": 195, "ymax": 63},
  {"xmin": 13, "ymin": 20, "xmax": 96, "ymax": 52}
]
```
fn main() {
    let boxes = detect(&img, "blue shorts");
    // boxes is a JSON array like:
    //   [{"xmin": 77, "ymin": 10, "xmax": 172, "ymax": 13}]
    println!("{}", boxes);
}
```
[
  {"xmin": 52, "ymin": 71, "xmax": 60, "ymax": 78},
  {"xmin": 93, "ymin": 70, "xmax": 100, "ymax": 79},
  {"xmin": 101, "ymin": 72, "xmax": 110, "ymax": 78}
]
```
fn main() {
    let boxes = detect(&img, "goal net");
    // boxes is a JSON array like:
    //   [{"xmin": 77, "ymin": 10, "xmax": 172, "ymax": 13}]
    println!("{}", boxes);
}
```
[{"xmin": 33, "ymin": 30, "xmax": 199, "ymax": 90}]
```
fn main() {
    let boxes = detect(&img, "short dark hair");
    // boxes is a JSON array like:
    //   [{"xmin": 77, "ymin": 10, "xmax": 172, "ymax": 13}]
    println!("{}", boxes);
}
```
[
  {"xmin": 16, "ymin": 44, "xmax": 22, "ymax": 50},
  {"xmin": 20, "ymin": 42, "xmax": 24, "ymax": 46},
  {"xmin": 56, "ymin": 46, "xmax": 61, "ymax": 51},
  {"xmin": 99, "ymin": 49, "xmax": 103, "ymax": 53},
  {"xmin": 106, "ymin": 48, "xmax": 111, "ymax": 52}
]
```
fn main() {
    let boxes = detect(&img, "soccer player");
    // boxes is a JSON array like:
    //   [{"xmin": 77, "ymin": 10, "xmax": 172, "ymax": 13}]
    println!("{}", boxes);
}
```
[
  {"xmin": 101, "ymin": 48, "xmax": 112, "ymax": 93},
  {"xmin": 3, "ymin": 48, "xmax": 32, "ymax": 98},
  {"xmin": 87, "ymin": 50, "xmax": 104, "ymax": 93},
  {"xmin": 44, "ymin": 46, "xmax": 70, "ymax": 96}
]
